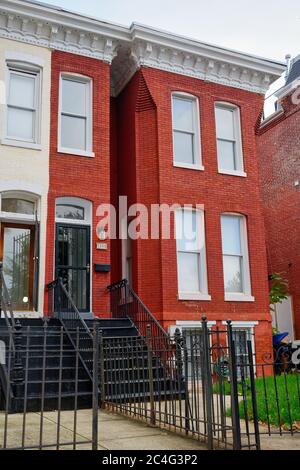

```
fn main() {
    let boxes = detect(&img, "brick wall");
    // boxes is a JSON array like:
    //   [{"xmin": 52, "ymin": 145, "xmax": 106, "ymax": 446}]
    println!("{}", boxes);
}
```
[
  {"xmin": 258, "ymin": 93, "xmax": 300, "ymax": 339},
  {"xmin": 114, "ymin": 67, "xmax": 272, "ymax": 358},
  {"xmin": 44, "ymin": 50, "xmax": 111, "ymax": 317}
]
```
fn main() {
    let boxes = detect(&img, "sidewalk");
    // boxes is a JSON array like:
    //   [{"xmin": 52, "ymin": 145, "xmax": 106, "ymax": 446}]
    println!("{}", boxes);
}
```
[{"xmin": 0, "ymin": 409, "xmax": 206, "ymax": 450}]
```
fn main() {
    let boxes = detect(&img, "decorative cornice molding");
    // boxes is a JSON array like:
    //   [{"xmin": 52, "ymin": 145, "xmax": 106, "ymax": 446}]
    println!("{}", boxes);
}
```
[
  {"xmin": 0, "ymin": 1, "xmax": 285, "ymax": 96},
  {"xmin": 0, "ymin": 1, "xmax": 124, "ymax": 63}
]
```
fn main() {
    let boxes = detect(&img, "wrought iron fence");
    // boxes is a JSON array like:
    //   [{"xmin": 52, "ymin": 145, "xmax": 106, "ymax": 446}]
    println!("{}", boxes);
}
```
[
  {"xmin": 99, "ymin": 319, "xmax": 300, "ymax": 451},
  {"xmin": 0, "ymin": 322, "xmax": 99, "ymax": 450}
]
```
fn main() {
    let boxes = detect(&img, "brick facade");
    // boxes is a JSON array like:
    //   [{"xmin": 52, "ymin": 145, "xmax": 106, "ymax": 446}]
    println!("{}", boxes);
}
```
[
  {"xmin": 258, "ymin": 93, "xmax": 300, "ymax": 339},
  {"xmin": 112, "ymin": 68, "xmax": 273, "ymax": 360},
  {"xmin": 44, "ymin": 50, "xmax": 111, "ymax": 317}
]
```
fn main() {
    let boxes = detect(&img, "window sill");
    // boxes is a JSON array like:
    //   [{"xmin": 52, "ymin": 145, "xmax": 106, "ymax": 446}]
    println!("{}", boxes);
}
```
[
  {"xmin": 58, "ymin": 147, "xmax": 95, "ymax": 158},
  {"xmin": 218, "ymin": 169, "xmax": 247, "ymax": 177},
  {"xmin": 1, "ymin": 138, "xmax": 42, "ymax": 151},
  {"xmin": 178, "ymin": 293, "xmax": 211, "ymax": 301},
  {"xmin": 173, "ymin": 162, "xmax": 204, "ymax": 171},
  {"xmin": 225, "ymin": 294, "xmax": 255, "ymax": 302}
]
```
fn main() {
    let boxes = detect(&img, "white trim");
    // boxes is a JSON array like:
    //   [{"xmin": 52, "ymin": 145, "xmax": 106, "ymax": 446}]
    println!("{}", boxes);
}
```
[
  {"xmin": 175, "ymin": 207, "xmax": 210, "ymax": 300},
  {"xmin": 3, "ymin": 58, "xmax": 42, "ymax": 147},
  {"xmin": 0, "ymin": 181, "xmax": 43, "ymax": 196},
  {"xmin": 221, "ymin": 213, "xmax": 253, "ymax": 300},
  {"xmin": 54, "ymin": 197, "xmax": 93, "ymax": 313},
  {"xmin": 215, "ymin": 102, "xmax": 244, "ymax": 175},
  {"xmin": 58, "ymin": 73, "xmax": 93, "ymax": 157},
  {"xmin": 178, "ymin": 292, "xmax": 211, "ymax": 301},
  {"xmin": 169, "ymin": 320, "xmax": 216, "ymax": 336},
  {"xmin": 0, "ymin": 1, "xmax": 284, "ymax": 97},
  {"xmin": 225, "ymin": 294, "xmax": 255, "ymax": 302},
  {"xmin": 1, "ymin": 138, "xmax": 42, "ymax": 151},
  {"xmin": 55, "ymin": 197, "xmax": 92, "ymax": 225},
  {"xmin": 218, "ymin": 169, "xmax": 247, "ymax": 178},
  {"xmin": 222, "ymin": 321, "xmax": 258, "ymax": 327},
  {"xmin": 225, "ymin": 293, "xmax": 255, "ymax": 302},
  {"xmin": 5, "ymin": 51, "xmax": 45, "ymax": 67},
  {"xmin": 171, "ymin": 92, "xmax": 202, "ymax": 170},
  {"xmin": 0, "ymin": 190, "xmax": 40, "ymax": 223}
]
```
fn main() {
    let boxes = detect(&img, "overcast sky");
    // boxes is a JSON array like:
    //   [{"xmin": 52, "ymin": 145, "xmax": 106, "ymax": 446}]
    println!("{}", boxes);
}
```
[{"xmin": 43, "ymin": 0, "xmax": 299, "ymax": 62}]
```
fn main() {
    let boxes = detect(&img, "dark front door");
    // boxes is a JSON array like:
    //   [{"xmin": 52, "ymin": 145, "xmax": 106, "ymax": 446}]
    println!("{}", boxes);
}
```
[{"xmin": 55, "ymin": 224, "xmax": 91, "ymax": 313}]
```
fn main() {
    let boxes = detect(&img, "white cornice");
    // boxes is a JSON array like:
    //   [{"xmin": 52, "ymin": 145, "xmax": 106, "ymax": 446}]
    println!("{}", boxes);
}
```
[
  {"xmin": 0, "ymin": 1, "xmax": 285, "ymax": 96},
  {"xmin": 0, "ymin": 0, "xmax": 128, "ymax": 63}
]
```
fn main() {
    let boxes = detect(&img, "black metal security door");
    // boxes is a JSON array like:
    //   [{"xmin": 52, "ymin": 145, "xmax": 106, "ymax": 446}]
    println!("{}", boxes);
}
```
[{"xmin": 55, "ymin": 224, "xmax": 91, "ymax": 313}]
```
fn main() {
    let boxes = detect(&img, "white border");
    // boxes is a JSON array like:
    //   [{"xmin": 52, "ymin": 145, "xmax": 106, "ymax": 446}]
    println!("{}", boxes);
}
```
[
  {"xmin": 175, "ymin": 207, "xmax": 211, "ymax": 301},
  {"xmin": 171, "ymin": 92, "xmax": 203, "ymax": 171},
  {"xmin": 58, "ymin": 73, "xmax": 94, "ymax": 158},
  {"xmin": 215, "ymin": 102, "xmax": 245, "ymax": 177}
]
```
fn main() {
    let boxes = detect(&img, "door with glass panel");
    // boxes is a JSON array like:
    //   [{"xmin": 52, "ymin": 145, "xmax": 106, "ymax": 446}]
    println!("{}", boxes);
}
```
[
  {"xmin": 55, "ymin": 224, "xmax": 90, "ymax": 313},
  {"xmin": 0, "ymin": 223, "xmax": 35, "ymax": 311}
]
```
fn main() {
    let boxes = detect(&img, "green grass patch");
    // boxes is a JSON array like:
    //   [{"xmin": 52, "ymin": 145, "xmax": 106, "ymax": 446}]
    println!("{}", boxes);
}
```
[{"xmin": 218, "ymin": 374, "xmax": 300, "ymax": 428}]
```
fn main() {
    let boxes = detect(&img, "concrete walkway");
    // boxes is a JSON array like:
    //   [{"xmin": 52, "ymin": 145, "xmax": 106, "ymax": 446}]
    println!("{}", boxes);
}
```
[
  {"xmin": 0, "ymin": 409, "xmax": 206, "ymax": 450},
  {"xmin": 1, "ymin": 409, "xmax": 300, "ymax": 450}
]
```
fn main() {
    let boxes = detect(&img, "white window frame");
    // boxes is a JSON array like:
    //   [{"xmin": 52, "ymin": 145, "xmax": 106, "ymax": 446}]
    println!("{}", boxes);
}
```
[
  {"xmin": 55, "ymin": 197, "xmax": 92, "ymax": 225},
  {"xmin": 2, "ymin": 61, "xmax": 42, "ymax": 150},
  {"xmin": 215, "ymin": 102, "xmax": 246, "ymax": 177},
  {"xmin": 222, "ymin": 321, "xmax": 257, "ymax": 368},
  {"xmin": 0, "ymin": 191, "xmax": 39, "ymax": 224},
  {"xmin": 169, "ymin": 320, "xmax": 216, "ymax": 337},
  {"xmin": 172, "ymin": 92, "xmax": 203, "ymax": 170},
  {"xmin": 221, "ymin": 213, "xmax": 254, "ymax": 302},
  {"xmin": 175, "ymin": 207, "xmax": 211, "ymax": 301},
  {"xmin": 58, "ymin": 73, "xmax": 94, "ymax": 158}
]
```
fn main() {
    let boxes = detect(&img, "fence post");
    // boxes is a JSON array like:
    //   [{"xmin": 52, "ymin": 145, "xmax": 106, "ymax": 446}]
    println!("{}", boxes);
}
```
[
  {"xmin": 99, "ymin": 330, "xmax": 106, "ymax": 408},
  {"xmin": 146, "ymin": 324, "xmax": 155, "ymax": 425},
  {"xmin": 12, "ymin": 319, "xmax": 24, "ymax": 398},
  {"xmin": 247, "ymin": 340, "xmax": 261, "ymax": 450},
  {"xmin": 92, "ymin": 325, "xmax": 99, "ymax": 450},
  {"xmin": 226, "ymin": 320, "xmax": 242, "ymax": 450},
  {"xmin": 201, "ymin": 315, "xmax": 214, "ymax": 450}
]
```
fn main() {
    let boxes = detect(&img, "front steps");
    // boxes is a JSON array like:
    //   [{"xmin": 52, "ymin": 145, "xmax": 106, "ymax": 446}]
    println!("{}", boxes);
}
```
[{"xmin": 0, "ymin": 317, "xmax": 184, "ymax": 413}]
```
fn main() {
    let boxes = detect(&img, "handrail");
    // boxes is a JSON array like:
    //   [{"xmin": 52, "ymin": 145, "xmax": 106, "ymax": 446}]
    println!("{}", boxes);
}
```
[
  {"xmin": 47, "ymin": 278, "xmax": 94, "ymax": 381},
  {"xmin": 0, "ymin": 261, "xmax": 15, "ymax": 330},
  {"xmin": 108, "ymin": 279, "xmax": 168, "ymax": 339}
]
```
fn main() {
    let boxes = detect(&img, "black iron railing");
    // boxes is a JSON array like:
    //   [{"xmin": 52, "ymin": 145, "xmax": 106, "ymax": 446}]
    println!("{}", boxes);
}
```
[
  {"xmin": 108, "ymin": 279, "xmax": 169, "ymax": 361},
  {"xmin": 0, "ymin": 323, "xmax": 99, "ymax": 450},
  {"xmin": 0, "ymin": 261, "xmax": 15, "ymax": 331},
  {"xmin": 108, "ymin": 279, "xmax": 167, "ymax": 339},
  {"xmin": 47, "ymin": 278, "xmax": 94, "ymax": 381}
]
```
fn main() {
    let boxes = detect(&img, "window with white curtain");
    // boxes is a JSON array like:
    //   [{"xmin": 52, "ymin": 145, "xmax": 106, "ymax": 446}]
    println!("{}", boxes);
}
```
[
  {"xmin": 6, "ymin": 65, "xmax": 40, "ymax": 144},
  {"xmin": 172, "ymin": 93, "xmax": 202, "ymax": 169},
  {"xmin": 221, "ymin": 214, "xmax": 253, "ymax": 301},
  {"xmin": 175, "ymin": 208, "xmax": 210, "ymax": 300},
  {"xmin": 215, "ymin": 103, "xmax": 245, "ymax": 175},
  {"xmin": 59, "ymin": 75, "xmax": 93, "ymax": 156}
]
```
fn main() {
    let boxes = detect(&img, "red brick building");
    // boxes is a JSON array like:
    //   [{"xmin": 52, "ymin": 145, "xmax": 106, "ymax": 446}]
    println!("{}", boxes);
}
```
[
  {"xmin": 258, "ymin": 57, "xmax": 300, "ymax": 340},
  {"xmin": 0, "ymin": 1, "xmax": 285, "ymax": 359}
]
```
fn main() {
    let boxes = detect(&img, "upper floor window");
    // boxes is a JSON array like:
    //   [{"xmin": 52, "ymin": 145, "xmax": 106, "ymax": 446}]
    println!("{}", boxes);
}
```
[
  {"xmin": 172, "ymin": 93, "xmax": 202, "ymax": 170},
  {"xmin": 215, "ymin": 103, "xmax": 245, "ymax": 177},
  {"xmin": 221, "ymin": 214, "xmax": 253, "ymax": 302},
  {"xmin": 58, "ymin": 74, "xmax": 93, "ymax": 157},
  {"xmin": 5, "ymin": 62, "xmax": 41, "ymax": 147},
  {"xmin": 175, "ymin": 208, "xmax": 210, "ymax": 301}
]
